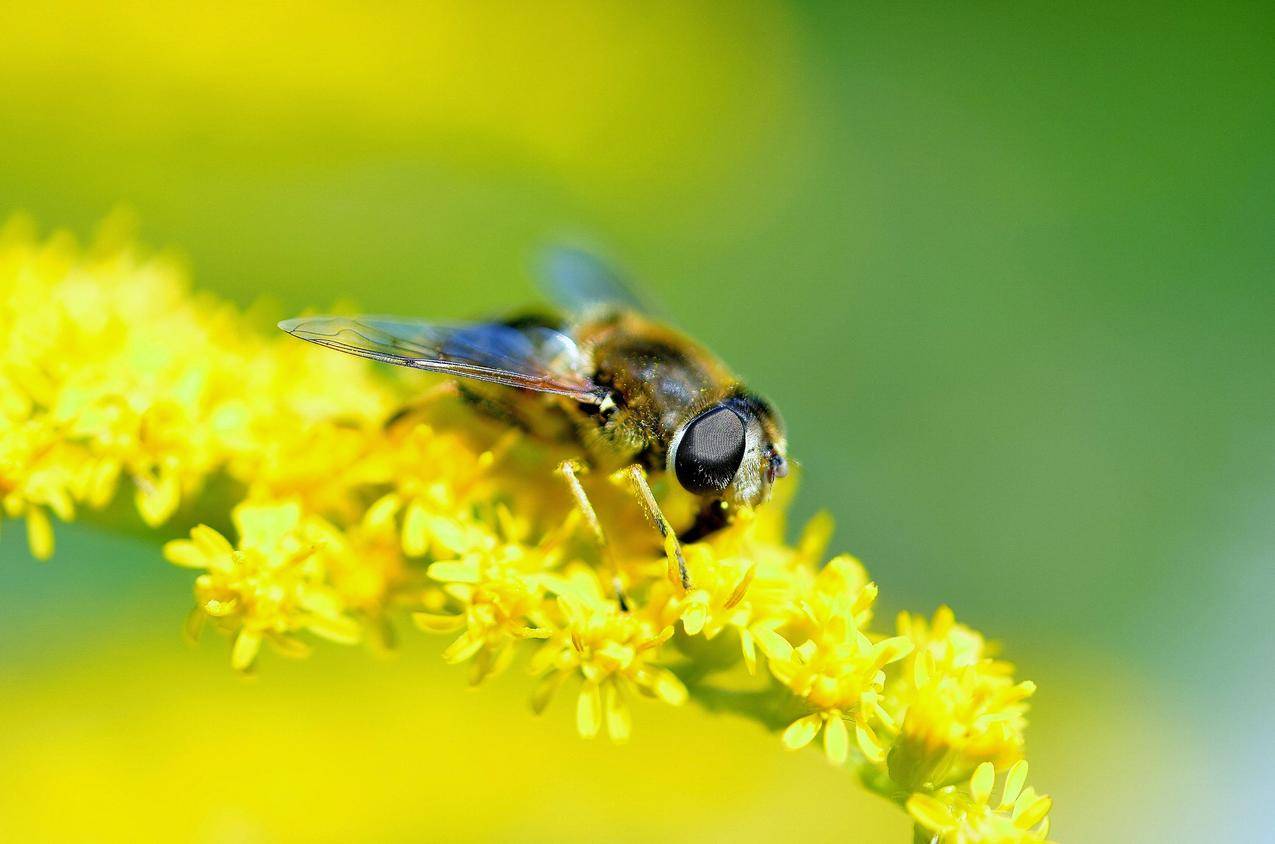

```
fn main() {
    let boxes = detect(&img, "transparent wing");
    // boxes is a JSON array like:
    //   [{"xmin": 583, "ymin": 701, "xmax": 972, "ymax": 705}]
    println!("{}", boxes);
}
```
[
  {"xmin": 538, "ymin": 246, "xmax": 651, "ymax": 314},
  {"xmin": 278, "ymin": 315, "xmax": 604, "ymax": 403}
]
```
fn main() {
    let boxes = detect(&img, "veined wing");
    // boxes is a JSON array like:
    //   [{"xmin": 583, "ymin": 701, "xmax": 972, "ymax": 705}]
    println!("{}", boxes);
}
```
[
  {"xmin": 538, "ymin": 246, "xmax": 651, "ymax": 314},
  {"xmin": 278, "ymin": 315, "xmax": 604, "ymax": 403}
]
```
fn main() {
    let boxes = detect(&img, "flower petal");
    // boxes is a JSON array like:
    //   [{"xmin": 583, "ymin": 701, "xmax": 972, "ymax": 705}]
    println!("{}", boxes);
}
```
[
  {"xmin": 413, "ymin": 612, "xmax": 466, "ymax": 633},
  {"xmin": 401, "ymin": 500, "xmax": 430, "ymax": 557},
  {"xmin": 231, "ymin": 628, "xmax": 262, "ymax": 672},
  {"xmin": 1000, "ymin": 760, "xmax": 1029, "ymax": 810},
  {"xmin": 971, "ymin": 761, "xmax": 995, "ymax": 805},
  {"xmin": 873, "ymin": 635, "xmax": 914, "ymax": 667},
  {"xmin": 823, "ymin": 715, "xmax": 849, "ymax": 765},
  {"xmin": 739, "ymin": 627, "xmax": 757, "ymax": 675},
  {"xmin": 782, "ymin": 715, "xmax": 821, "ymax": 750},
  {"xmin": 427, "ymin": 559, "xmax": 480, "ymax": 583},
  {"xmin": 751, "ymin": 625, "xmax": 794, "ymax": 662},
  {"xmin": 576, "ymin": 682, "xmax": 602, "ymax": 739},
  {"xmin": 306, "ymin": 614, "xmax": 361, "ymax": 645},
  {"xmin": 652, "ymin": 670, "xmax": 687, "ymax": 706},
  {"xmin": 682, "ymin": 598, "xmax": 708, "ymax": 636},
  {"xmin": 530, "ymin": 670, "xmax": 566, "ymax": 715},
  {"xmin": 163, "ymin": 539, "xmax": 206, "ymax": 569},
  {"xmin": 191, "ymin": 524, "xmax": 233, "ymax": 558},
  {"xmin": 1014, "ymin": 795, "xmax": 1052, "ymax": 830},
  {"xmin": 604, "ymin": 684, "xmax": 631, "ymax": 744},
  {"xmin": 906, "ymin": 794, "xmax": 956, "ymax": 833},
  {"xmin": 441, "ymin": 631, "xmax": 484, "ymax": 664},
  {"xmin": 855, "ymin": 721, "xmax": 885, "ymax": 763},
  {"xmin": 136, "ymin": 471, "xmax": 180, "ymax": 527},
  {"xmin": 26, "ymin": 507, "xmax": 53, "ymax": 560}
]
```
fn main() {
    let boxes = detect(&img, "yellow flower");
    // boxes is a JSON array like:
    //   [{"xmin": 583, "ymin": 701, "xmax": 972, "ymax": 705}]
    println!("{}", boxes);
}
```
[
  {"xmin": 767, "ymin": 556, "xmax": 912, "ymax": 765},
  {"xmin": 885, "ymin": 607, "xmax": 1036, "ymax": 789},
  {"xmin": 314, "ymin": 493, "xmax": 415, "ymax": 620},
  {"xmin": 387, "ymin": 422, "xmax": 513, "ymax": 558},
  {"xmin": 907, "ymin": 761, "xmax": 1054, "ymax": 843},
  {"xmin": 413, "ymin": 506, "xmax": 569, "ymax": 684},
  {"xmin": 648, "ymin": 542, "xmax": 756, "ymax": 646},
  {"xmin": 229, "ymin": 334, "xmax": 398, "ymax": 517},
  {"xmin": 645, "ymin": 509, "xmax": 838, "ymax": 675},
  {"xmin": 164, "ymin": 501, "xmax": 361, "ymax": 671},
  {"xmin": 529, "ymin": 567, "xmax": 685, "ymax": 743},
  {"xmin": 2, "ymin": 219, "xmax": 232, "ymax": 542},
  {"xmin": 0, "ymin": 417, "xmax": 80, "ymax": 559}
]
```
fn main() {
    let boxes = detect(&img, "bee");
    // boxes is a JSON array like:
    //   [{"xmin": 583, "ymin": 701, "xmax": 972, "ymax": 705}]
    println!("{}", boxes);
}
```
[{"xmin": 278, "ymin": 249, "xmax": 788, "ymax": 602}]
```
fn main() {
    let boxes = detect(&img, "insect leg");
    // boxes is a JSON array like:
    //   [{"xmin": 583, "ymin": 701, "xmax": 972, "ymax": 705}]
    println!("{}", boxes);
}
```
[
  {"xmin": 556, "ymin": 459, "xmax": 630, "ymax": 611},
  {"xmin": 620, "ymin": 464, "xmax": 691, "ymax": 593},
  {"xmin": 384, "ymin": 380, "xmax": 460, "ymax": 428}
]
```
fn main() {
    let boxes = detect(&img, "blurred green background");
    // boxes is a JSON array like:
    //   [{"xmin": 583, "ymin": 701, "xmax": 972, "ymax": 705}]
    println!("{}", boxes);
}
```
[{"xmin": 2, "ymin": 2, "xmax": 1272, "ymax": 841}]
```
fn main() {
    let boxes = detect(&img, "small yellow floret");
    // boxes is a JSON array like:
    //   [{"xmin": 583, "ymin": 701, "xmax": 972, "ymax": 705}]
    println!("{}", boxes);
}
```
[{"xmin": 906, "ymin": 760, "xmax": 1054, "ymax": 843}]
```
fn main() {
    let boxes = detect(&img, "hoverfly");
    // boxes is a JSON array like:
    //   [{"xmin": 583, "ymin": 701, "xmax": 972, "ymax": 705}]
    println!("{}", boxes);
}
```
[{"xmin": 279, "ymin": 249, "xmax": 788, "ymax": 601}]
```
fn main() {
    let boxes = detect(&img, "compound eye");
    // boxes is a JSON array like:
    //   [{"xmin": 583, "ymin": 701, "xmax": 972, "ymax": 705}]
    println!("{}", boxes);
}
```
[{"xmin": 673, "ymin": 405, "xmax": 746, "ymax": 494}]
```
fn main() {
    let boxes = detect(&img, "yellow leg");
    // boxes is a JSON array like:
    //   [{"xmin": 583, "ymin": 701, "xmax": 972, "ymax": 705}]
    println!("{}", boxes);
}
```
[
  {"xmin": 556, "ymin": 459, "xmax": 629, "ymax": 610},
  {"xmin": 619, "ymin": 464, "xmax": 691, "ymax": 592},
  {"xmin": 384, "ymin": 381, "xmax": 459, "ymax": 431}
]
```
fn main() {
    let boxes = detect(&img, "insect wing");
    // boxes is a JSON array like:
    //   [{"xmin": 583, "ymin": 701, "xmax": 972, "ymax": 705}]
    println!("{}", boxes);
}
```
[
  {"xmin": 538, "ymin": 246, "xmax": 651, "ymax": 314},
  {"xmin": 278, "ymin": 315, "xmax": 603, "ymax": 403}
]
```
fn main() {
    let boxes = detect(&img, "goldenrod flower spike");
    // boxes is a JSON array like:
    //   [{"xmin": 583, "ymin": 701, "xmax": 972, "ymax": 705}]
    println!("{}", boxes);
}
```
[{"xmin": 0, "ymin": 219, "xmax": 1055, "ymax": 841}]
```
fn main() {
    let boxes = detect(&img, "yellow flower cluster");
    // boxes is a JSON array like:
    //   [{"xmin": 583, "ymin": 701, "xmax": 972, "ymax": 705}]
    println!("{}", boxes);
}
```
[{"xmin": 0, "ymin": 219, "xmax": 1054, "ymax": 842}]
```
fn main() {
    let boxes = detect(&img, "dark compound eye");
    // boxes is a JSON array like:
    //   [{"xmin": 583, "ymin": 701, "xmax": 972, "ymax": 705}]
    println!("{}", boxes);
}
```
[{"xmin": 673, "ymin": 405, "xmax": 746, "ymax": 494}]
